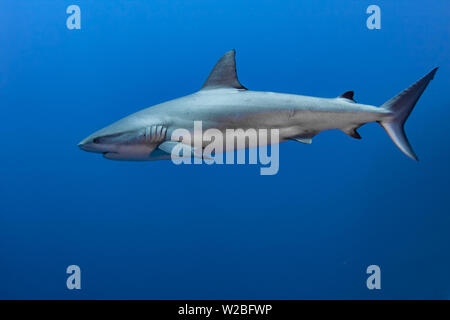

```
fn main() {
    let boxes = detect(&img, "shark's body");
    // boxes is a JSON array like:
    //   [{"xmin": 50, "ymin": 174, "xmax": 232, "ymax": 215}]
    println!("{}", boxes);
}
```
[{"xmin": 78, "ymin": 50, "xmax": 437, "ymax": 161}]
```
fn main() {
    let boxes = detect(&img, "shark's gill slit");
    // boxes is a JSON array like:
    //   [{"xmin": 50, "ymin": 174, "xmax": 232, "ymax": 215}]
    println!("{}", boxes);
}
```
[{"xmin": 144, "ymin": 125, "xmax": 167, "ymax": 143}]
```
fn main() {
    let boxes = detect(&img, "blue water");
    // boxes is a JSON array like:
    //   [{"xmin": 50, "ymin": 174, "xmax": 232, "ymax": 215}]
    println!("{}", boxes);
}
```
[{"xmin": 1, "ymin": 0, "xmax": 449, "ymax": 299}]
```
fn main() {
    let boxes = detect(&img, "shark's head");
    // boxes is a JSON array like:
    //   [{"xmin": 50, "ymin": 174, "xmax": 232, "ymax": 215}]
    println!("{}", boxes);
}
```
[
  {"xmin": 78, "ymin": 49, "xmax": 246, "ymax": 161},
  {"xmin": 78, "ymin": 116, "xmax": 167, "ymax": 161}
]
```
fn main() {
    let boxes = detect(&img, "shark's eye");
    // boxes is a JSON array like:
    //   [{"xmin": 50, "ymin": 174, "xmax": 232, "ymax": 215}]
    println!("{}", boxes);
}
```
[{"xmin": 93, "ymin": 137, "xmax": 100, "ymax": 144}]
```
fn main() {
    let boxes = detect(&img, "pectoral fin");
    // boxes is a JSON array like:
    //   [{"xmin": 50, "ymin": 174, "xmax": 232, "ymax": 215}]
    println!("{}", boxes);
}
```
[
  {"xmin": 157, "ymin": 141, "xmax": 190, "ymax": 156},
  {"xmin": 156, "ymin": 141, "xmax": 210, "ymax": 159}
]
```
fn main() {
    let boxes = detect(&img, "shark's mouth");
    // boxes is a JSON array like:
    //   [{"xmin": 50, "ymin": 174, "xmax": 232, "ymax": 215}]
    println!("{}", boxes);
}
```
[{"xmin": 102, "ymin": 152, "xmax": 117, "ymax": 158}]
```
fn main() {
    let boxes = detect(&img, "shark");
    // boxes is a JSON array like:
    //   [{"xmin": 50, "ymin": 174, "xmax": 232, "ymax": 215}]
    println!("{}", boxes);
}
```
[{"xmin": 78, "ymin": 49, "xmax": 437, "ymax": 162}]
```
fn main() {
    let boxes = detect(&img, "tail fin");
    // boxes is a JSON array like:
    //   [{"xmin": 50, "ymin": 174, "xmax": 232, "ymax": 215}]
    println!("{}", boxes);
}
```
[{"xmin": 379, "ymin": 67, "xmax": 438, "ymax": 161}]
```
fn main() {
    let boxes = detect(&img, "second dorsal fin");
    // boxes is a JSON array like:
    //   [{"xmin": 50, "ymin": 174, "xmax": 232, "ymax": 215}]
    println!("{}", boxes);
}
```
[
  {"xmin": 201, "ymin": 50, "xmax": 247, "ymax": 90},
  {"xmin": 338, "ymin": 91, "xmax": 356, "ymax": 103}
]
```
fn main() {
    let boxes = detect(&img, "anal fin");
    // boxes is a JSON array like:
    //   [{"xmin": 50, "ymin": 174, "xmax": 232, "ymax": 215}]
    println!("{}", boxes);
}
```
[{"xmin": 343, "ymin": 127, "xmax": 362, "ymax": 139}]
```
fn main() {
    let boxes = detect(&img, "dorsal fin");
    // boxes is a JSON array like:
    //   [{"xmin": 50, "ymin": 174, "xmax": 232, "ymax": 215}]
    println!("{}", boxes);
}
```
[
  {"xmin": 201, "ymin": 49, "xmax": 247, "ymax": 90},
  {"xmin": 338, "ymin": 91, "xmax": 356, "ymax": 103}
]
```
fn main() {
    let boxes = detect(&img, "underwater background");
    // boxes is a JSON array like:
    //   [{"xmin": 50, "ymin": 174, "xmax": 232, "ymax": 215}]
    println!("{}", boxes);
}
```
[{"xmin": 0, "ymin": 0, "xmax": 449, "ymax": 299}]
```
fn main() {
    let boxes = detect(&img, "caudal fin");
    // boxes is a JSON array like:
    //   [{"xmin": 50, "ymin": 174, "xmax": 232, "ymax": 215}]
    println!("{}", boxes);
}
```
[{"xmin": 379, "ymin": 67, "xmax": 438, "ymax": 161}]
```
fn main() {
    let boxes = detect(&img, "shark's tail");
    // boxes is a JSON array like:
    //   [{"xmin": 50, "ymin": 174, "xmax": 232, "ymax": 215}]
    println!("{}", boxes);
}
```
[{"xmin": 379, "ymin": 67, "xmax": 438, "ymax": 161}]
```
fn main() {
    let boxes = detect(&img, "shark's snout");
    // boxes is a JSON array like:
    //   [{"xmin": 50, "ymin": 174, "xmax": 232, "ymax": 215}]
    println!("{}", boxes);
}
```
[
  {"xmin": 78, "ymin": 134, "xmax": 92, "ymax": 146},
  {"xmin": 78, "ymin": 136, "xmax": 103, "ymax": 153},
  {"xmin": 78, "ymin": 140, "xmax": 86, "ymax": 150}
]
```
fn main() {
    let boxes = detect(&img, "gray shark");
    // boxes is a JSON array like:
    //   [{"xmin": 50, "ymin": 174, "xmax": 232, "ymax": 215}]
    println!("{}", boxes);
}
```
[{"xmin": 78, "ymin": 50, "xmax": 437, "ymax": 161}]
